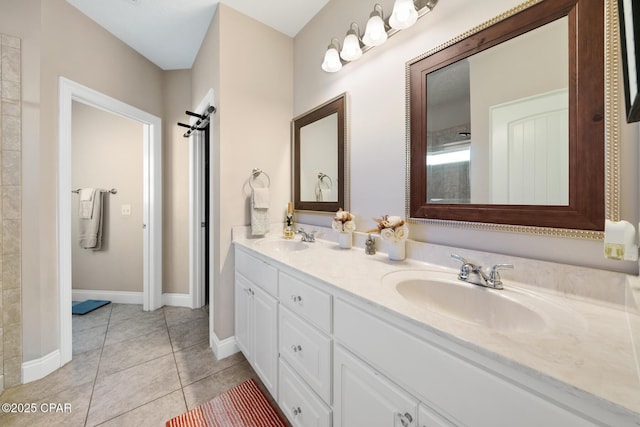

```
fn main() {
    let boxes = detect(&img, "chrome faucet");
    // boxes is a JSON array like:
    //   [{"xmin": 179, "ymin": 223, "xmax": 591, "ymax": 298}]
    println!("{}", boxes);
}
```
[
  {"xmin": 296, "ymin": 228, "xmax": 316, "ymax": 242},
  {"xmin": 451, "ymin": 254, "xmax": 513, "ymax": 290}
]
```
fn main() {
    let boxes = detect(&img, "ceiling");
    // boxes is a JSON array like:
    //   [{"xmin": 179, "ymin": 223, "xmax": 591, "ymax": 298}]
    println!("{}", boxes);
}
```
[{"xmin": 65, "ymin": 0, "xmax": 330, "ymax": 70}]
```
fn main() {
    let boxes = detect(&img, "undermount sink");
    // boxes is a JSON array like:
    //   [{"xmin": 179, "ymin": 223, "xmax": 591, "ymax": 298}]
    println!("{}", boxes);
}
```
[
  {"xmin": 255, "ymin": 238, "xmax": 309, "ymax": 252},
  {"xmin": 382, "ymin": 270, "xmax": 548, "ymax": 332}
]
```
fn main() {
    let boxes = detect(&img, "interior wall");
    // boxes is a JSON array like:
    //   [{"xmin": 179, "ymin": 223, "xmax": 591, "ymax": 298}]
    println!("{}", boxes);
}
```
[
  {"xmin": 191, "ymin": 4, "xmax": 293, "ymax": 340},
  {"xmin": 294, "ymin": 0, "xmax": 640, "ymax": 275},
  {"xmin": 71, "ymin": 101, "xmax": 143, "ymax": 293},
  {"xmin": 0, "ymin": 32, "xmax": 23, "ymax": 390},
  {"xmin": 163, "ymin": 70, "xmax": 192, "ymax": 295},
  {"xmin": 28, "ymin": 0, "xmax": 164, "ymax": 361}
]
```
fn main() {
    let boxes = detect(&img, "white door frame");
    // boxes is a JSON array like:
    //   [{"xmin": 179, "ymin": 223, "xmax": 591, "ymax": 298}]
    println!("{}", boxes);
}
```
[
  {"xmin": 189, "ymin": 89, "xmax": 215, "ymax": 309},
  {"xmin": 57, "ymin": 77, "xmax": 162, "ymax": 365}
]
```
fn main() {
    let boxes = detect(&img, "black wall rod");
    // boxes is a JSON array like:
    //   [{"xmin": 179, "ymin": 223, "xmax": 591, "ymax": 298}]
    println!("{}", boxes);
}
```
[{"xmin": 178, "ymin": 105, "xmax": 216, "ymax": 138}]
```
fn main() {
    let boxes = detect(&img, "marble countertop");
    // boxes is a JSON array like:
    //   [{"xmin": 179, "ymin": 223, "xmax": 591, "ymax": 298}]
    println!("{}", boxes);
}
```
[{"xmin": 232, "ymin": 226, "xmax": 640, "ymax": 421}]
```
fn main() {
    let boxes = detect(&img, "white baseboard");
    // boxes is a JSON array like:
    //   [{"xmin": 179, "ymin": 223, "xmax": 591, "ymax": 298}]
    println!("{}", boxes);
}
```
[
  {"xmin": 211, "ymin": 333, "xmax": 239, "ymax": 360},
  {"xmin": 162, "ymin": 293, "xmax": 192, "ymax": 307},
  {"xmin": 72, "ymin": 289, "xmax": 143, "ymax": 305},
  {"xmin": 22, "ymin": 350, "xmax": 61, "ymax": 384}
]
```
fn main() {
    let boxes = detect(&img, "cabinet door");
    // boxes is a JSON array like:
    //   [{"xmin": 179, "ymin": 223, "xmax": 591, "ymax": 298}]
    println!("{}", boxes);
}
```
[
  {"xmin": 234, "ymin": 273, "xmax": 252, "ymax": 357},
  {"xmin": 279, "ymin": 359, "xmax": 332, "ymax": 427},
  {"xmin": 334, "ymin": 345, "xmax": 419, "ymax": 427},
  {"xmin": 253, "ymin": 284, "xmax": 279, "ymax": 398},
  {"xmin": 279, "ymin": 306, "xmax": 332, "ymax": 403}
]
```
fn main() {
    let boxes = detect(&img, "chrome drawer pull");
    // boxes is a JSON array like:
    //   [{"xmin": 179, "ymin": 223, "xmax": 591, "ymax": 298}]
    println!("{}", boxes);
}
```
[
  {"xmin": 290, "ymin": 295, "xmax": 303, "ymax": 304},
  {"xmin": 292, "ymin": 406, "xmax": 302, "ymax": 417},
  {"xmin": 291, "ymin": 344, "xmax": 302, "ymax": 352},
  {"xmin": 398, "ymin": 412, "xmax": 413, "ymax": 427}
]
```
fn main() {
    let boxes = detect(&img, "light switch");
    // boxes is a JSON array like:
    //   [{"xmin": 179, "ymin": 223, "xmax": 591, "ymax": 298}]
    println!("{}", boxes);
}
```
[{"xmin": 121, "ymin": 204, "xmax": 132, "ymax": 216}]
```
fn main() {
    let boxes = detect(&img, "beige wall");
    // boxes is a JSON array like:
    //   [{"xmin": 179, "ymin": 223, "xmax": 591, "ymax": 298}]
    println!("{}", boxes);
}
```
[
  {"xmin": 163, "ymin": 70, "xmax": 192, "ymax": 295},
  {"xmin": 5, "ymin": 0, "xmax": 168, "ymax": 362},
  {"xmin": 294, "ymin": 0, "xmax": 640, "ymax": 275},
  {"xmin": 71, "ymin": 101, "xmax": 144, "ymax": 293},
  {"xmin": 192, "ymin": 4, "xmax": 293, "ymax": 340}
]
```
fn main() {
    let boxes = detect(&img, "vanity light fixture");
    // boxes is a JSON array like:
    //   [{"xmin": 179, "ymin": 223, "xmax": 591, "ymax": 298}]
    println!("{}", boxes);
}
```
[
  {"xmin": 340, "ymin": 23, "xmax": 363, "ymax": 61},
  {"xmin": 389, "ymin": 0, "xmax": 419, "ymax": 30},
  {"xmin": 321, "ymin": 0, "xmax": 439, "ymax": 73},
  {"xmin": 363, "ymin": 4, "xmax": 388, "ymax": 47},
  {"xmin": 322, "ymin": 38, "xmax": 343, "ymax": 73}
]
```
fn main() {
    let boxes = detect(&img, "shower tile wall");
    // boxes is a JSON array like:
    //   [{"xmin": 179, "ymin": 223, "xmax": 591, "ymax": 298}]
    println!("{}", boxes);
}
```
[{"xmin": 0, "ymin": 33, "xmax": 22, "ymax": 391}]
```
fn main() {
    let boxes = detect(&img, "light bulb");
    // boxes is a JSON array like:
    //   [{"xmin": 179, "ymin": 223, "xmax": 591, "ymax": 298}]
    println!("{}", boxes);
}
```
[
  {"xmin": 340, "ymin": 32, "xmax": 362, "ymax": 61},
  {"xmin": 321, "ymin": 46, "xmax": 342, "ymax": 72},
  {"xmin": 389, "ymin": 0, "xmax": 418, "ymax": 30},
  {"xmin": 363, "ymin": 14, "xmax": 387, "ymax": 47}
]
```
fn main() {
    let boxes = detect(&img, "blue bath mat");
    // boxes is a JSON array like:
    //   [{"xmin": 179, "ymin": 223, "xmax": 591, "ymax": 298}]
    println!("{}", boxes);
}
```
[{"xmin": 72, "ymin": 300, "xmax": 111, "ymax": 315}]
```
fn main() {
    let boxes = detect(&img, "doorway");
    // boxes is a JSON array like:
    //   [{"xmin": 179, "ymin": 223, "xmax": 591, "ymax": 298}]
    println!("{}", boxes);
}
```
[
  {"xmin": 189, "ymin": 89, "xmax": 215, "ymax": 310},
  {"xmin": 57, "ymin": 77, "xmax": 162, "ymax": 366}
]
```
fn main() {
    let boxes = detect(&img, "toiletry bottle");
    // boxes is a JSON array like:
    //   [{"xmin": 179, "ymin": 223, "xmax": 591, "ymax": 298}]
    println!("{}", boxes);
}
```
[
  {"xmin": 284, "ymin": 202, "xmax": 295, "ymax": 239},
  {"xmin": 365, "ymin": 234, "xmax": 376, "ymax": 255}
]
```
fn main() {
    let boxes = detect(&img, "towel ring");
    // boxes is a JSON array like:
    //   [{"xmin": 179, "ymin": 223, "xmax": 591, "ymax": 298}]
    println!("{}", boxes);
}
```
[
  {"xmin": 249, "ymin": 168, "xmax": 270, "ymax": 189},
  {"xmin": 317, "ymin": 172, "xmax": 333, "ymax": 189}
]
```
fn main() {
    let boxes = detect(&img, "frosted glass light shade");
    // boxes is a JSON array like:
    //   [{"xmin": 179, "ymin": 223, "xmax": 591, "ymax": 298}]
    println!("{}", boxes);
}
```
[
  {"xmin": 322, "ymin": 47, "xmax": 342, "ymax": 72},
  {"xmin": 363, "ymin": 14, "xmax": 388, "ymax": 46},
  {"xmin": 340, "ymin": 33, "xmax": 362, "ymax": 61},
  {"xmin": 389, "ymin": 0, "xmax": 418, "ymax": 30}
]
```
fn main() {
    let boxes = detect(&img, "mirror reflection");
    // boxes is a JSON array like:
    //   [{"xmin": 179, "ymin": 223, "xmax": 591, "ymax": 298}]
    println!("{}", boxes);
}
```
[
  {"xmin": 300, "ymin": 113, "xmax": 338, "ymax": 202},
  {"xmin": 426, "ymin": 18, "xmax": 568, "ymax": 205}
]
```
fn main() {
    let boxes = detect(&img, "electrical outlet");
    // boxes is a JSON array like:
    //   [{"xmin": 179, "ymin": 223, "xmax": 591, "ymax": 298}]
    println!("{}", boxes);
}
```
[{"xmin": 121, "ymin": 205, "xmax": 132, "ymax": 216}]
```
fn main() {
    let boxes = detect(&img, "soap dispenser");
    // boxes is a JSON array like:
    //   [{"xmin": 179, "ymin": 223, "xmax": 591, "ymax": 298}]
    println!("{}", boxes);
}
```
[{"xmin": 284, "ymin": 202, "xmax": 295, "ymax": 239}]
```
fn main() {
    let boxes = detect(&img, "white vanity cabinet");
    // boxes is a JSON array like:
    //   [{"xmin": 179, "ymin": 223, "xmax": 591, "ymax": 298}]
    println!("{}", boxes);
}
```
[
  {"xmin": 334, "ymin": 298, "xmax": 597, "ymax": 427},
  {"xmin": 277, "ymin": 270, "xmax": 333, "ymax": 427},
  {"xmin": 234, "ymin": 248, "xmax": 279, "ymax": 398}
]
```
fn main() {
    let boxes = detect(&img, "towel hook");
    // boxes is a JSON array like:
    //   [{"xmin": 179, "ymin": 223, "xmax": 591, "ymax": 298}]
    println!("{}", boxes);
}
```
[{"xmin": 249, "ymin": 168, "xmax": 270, "ymax": 189}]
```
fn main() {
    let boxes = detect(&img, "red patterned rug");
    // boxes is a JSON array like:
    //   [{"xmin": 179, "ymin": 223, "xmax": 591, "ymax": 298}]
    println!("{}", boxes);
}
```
[{"xmin": 166, "ymin": 379, "xmax": 287, "ymax": 427}]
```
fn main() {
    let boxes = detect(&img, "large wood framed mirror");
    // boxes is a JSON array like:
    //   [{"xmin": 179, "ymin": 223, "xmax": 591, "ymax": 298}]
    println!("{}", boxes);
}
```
[
  {"xmin": 407, "ymin": 0, "xmax": 617, "ymax": 236},
  {"xmin": 293, "ymin": 93, "xmax": 348, "ymax": 213}
]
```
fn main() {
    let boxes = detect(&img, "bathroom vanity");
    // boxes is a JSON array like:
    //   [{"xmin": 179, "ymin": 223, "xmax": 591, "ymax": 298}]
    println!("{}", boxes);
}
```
[{"xmin": 233, "ymin": 226, "xmax": 640, "ymax": 426}]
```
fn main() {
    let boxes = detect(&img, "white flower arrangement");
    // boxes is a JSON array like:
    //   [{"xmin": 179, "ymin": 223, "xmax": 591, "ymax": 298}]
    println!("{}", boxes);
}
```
[
  {"xmin": 370, "ymin": 215, "xmax": 409, "ymax": 242},
  {"xmin": 332, "ymin": 208, "xmax": 356, "ymax": 232}
]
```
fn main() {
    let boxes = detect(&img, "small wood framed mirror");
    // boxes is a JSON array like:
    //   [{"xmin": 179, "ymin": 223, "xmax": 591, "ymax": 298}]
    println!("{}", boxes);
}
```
[{"xmin": 293, "ymin": 93, "xmax": 348, "ymax": 213}]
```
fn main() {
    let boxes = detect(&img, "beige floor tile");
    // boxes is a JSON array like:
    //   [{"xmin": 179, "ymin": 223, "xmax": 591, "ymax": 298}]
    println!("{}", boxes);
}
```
[
  {"xmin": 0, "ymin": 349, "xmax": 101, "ymax": 403},
  {"xmin": 108, "ymin": 304, "xmax": 162, "ymax": 324},
  {"xmin": 104, "ymin": 311, "xmax": 165, "ymax": 347},
  {"xmin": 72, "ymin": 303, "xmax": 112, "ymax": 332},
  {"xmin": 182, "ymin": 360, "xmax": 258, "ymax": 410},
  {"xmin": 163, "ymin": 305, "xmax": 207, "ymax": 327},
  {"xmin": 98, "ymin": 328, "xmax": 172, "ymax": 378},
  {"xmin": 0, "ymin": 381, "xmax": 93, "ymax": 427},
  {"xmin": 86, "ymin": 353, "xmax": 181, "ymax": 426},
  {"xmin": 168, "ymin": 316, "xmax": 208, "ymax": 352},
  {"xmin": 72, "ymin": 325, "xmax": 107, "ymax": 356},
  {"xmin": 96, "ymin": 390, "xmax": 187, "ymax": 427},
  {"xmin": 175, "ymin": 342, "xmax": 245, "ymax": 386}
]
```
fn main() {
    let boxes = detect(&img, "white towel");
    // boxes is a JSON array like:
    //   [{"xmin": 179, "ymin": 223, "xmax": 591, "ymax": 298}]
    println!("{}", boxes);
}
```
[
  {"xmin": 252, "ymin": 187, "xmax": 270, "ymax": 208},
  {"xmin": 319, "ymin": 188, "xmax": 332, "ymax": 201},
  {"xmin": 79, "ymin": 189, "xmax": 104, "ymax": 250},
  {"xmin": 251, "ymin": 188, "xmax": 269, "ymax": 236},
  {"xmin": 78, "ymin": 188, "xmax": 96, "ymax": 219}
]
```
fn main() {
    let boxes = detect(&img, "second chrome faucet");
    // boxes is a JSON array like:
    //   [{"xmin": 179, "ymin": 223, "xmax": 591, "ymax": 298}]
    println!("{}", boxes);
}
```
[{"xmin": 451, "ymin": 253, "xmax": 513, "ymax": 290}]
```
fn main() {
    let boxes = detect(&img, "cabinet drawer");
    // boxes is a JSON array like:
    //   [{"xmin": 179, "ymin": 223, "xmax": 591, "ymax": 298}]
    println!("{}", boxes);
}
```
[
  {"xmin": 279, "ymin": 306, "xmax": 332, "ymax": 403},
  {"xmin": 279, "ymin": 359, "xmax": 332, "ymax": 427},
  {"xmin": 279, "ymin": 271, "xmax": 331, "ymax": 333},
  {"xmin": 334, "ymin": 298, "xmax": 594, "ymax": 427},
  {"xmin": 235, "ymin": 247, "xmax": 278, "ymax": 296}
]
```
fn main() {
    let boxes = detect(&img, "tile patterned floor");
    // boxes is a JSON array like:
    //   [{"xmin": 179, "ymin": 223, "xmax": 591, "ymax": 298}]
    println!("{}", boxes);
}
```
[{"xmin": 0, "ymin": 304, "xmax": 272, "ymax": 426}]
